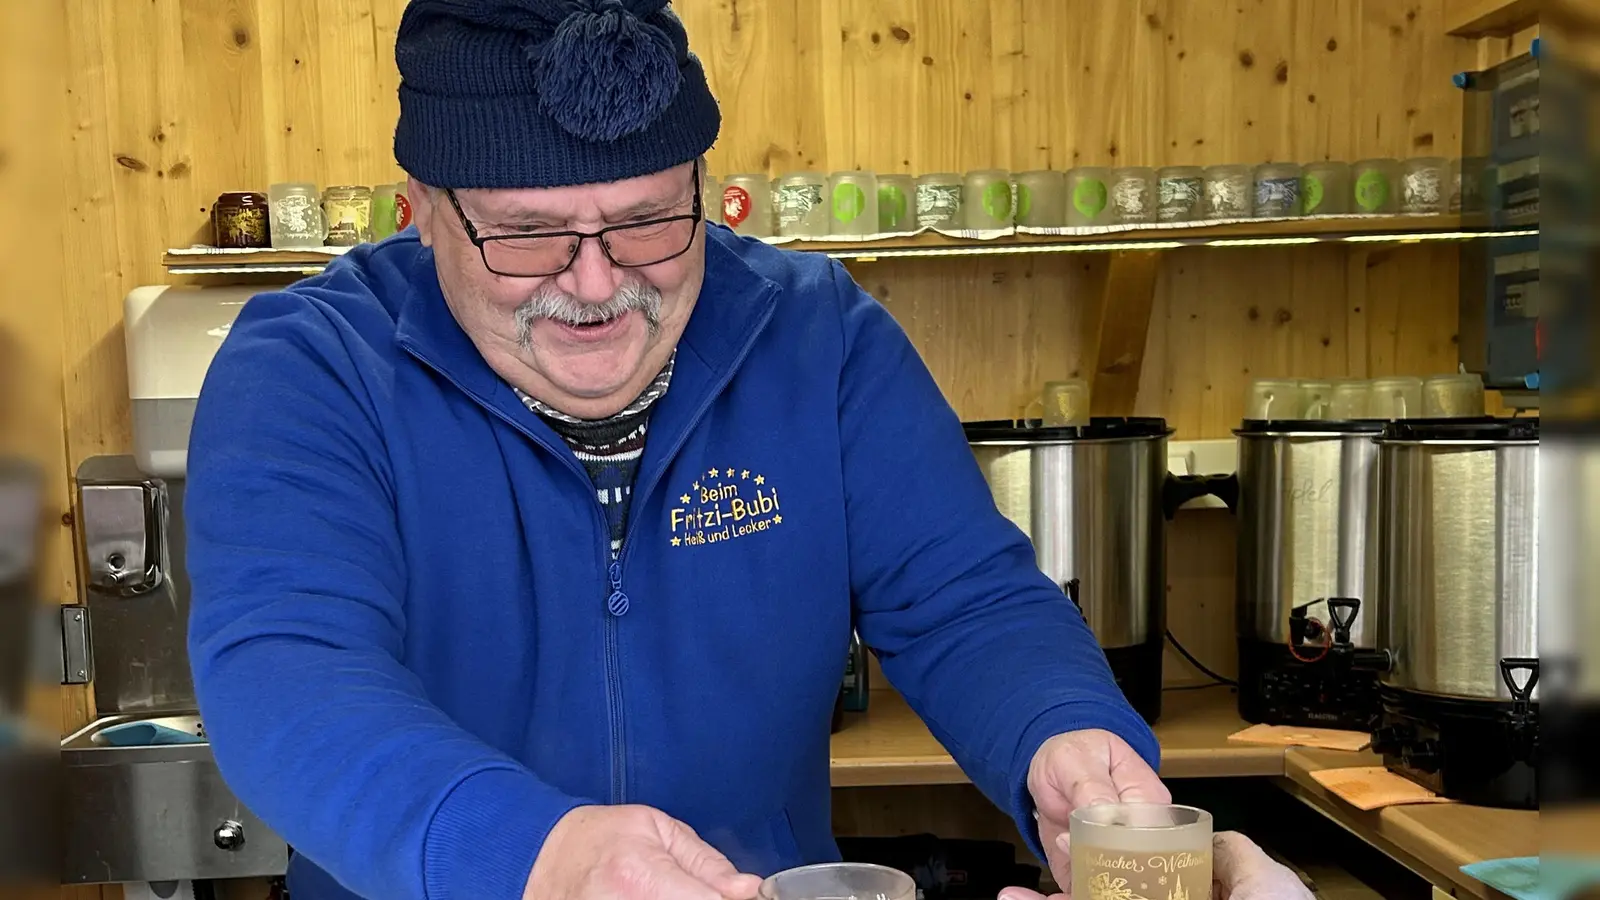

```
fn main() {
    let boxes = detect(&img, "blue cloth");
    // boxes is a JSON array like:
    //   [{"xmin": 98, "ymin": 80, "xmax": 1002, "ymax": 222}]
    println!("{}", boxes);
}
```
[
  {"xmin": 393, "ymin": 0, "xmax": 721, "ymax": 189},
  {"xmin": 184, "ymin": 224, "xmax": 1160, "ymax": 900},
  {"xmin": 1462, "ymin": 856, "xmax": 1600, "ymax": 900},
  {"xmin": 96, "ymin": 721, "xmax": 206, "ymax": 747}
]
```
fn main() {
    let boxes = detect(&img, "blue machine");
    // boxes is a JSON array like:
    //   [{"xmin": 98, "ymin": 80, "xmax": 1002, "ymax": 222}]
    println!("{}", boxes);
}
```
[{"xmin": 1455, "ymin": 50, "xmax": 1542, "ymax": 393}]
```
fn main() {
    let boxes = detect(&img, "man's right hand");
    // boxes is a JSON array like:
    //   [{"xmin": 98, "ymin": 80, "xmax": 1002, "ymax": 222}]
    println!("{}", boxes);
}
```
[{"xmin": 524, "ymin": 805, "xmax": 764, "ymax": 900}]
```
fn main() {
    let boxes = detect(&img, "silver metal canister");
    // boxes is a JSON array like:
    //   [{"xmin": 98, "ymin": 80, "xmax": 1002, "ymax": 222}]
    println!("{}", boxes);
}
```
[{"xmin": 964, "ymin": 418, "xmax": 1235, "ymax": 724}]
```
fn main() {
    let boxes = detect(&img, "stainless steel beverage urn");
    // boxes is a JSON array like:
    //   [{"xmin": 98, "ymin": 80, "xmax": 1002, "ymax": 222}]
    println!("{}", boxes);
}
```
[
  {"xmin": 964, "ymin": 418, "xmax": 1234, "ymax": 724},
  {"xmin": 1234, "ymin": 419, "xmax": 1388, "ymax": 730},
  {"xmin": 1366, "ymin": 417, "xmax": 1540, "ymax": 809}
]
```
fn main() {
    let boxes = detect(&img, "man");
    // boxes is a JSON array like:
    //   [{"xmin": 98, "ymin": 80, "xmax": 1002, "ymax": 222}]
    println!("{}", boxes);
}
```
[{"xmin": 184, "ymin": 1, "xmax": 1310, "ymax": 898}]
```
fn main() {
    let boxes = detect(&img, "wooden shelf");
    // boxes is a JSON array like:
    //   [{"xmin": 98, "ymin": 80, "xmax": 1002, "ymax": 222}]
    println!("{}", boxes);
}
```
[
  {"xmin": 829, "ymin": 685, "xmax": 1281, "ymax": 788},
  {"xmin": 1276, "ymin": 747, "xmax": 1536, "ymax": 900},
  {"xmin": 160, "ymin": 215, "xmax": 1506, "ymax": 276},
  {"xmin": 1447, "ymin": 0, "xmax": 1539, "ymax": 38}
]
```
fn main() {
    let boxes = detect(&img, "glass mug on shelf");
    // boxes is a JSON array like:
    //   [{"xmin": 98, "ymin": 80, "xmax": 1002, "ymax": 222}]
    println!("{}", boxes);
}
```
[
  {"xmin": 1071, "ymin": 803, "xmax": 1213, "ymax": 900},
  {"xmin": 1042, "ymin": 379, "xmax": 1092, "ymax": 427}
]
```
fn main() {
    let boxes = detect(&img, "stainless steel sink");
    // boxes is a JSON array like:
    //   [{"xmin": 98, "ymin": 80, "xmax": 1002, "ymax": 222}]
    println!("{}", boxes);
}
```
[{"xmin": 61, "ymin": 714, "xmax": 287, "ymax": 884}]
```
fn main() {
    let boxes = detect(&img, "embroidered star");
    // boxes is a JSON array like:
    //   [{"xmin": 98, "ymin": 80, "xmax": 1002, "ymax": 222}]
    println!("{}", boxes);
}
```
[
  {"xmin": 692, "ymin": 482, "xmax": 700, "ymax": 491},
  {"xmin": 754, "ymin": 475, "xmax": 765, "ymax": 485},
  {"xmin": 773, "ymin": 514, "xmax": 782, "ymax": 525},
  {"xmin": 725, "ymin": 468, "xmax": 735, "ymax": 477},
  {"xmin": 680, "ymin": 494, "xmax": 691, "ymax": 504},
  {"xmin": 707, "ymin": 467, "xmax": 718, "ymax": 478},
  {"xmin": 671, "ymin": 536, "xmax": 681, "ymax": 547},
  {"xmin": 741, "ymin": 469, "xmax": 750, "ymax": 479}
]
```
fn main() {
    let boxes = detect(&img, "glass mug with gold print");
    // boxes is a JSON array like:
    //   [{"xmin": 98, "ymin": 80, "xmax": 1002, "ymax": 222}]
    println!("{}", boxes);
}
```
[
  {"xmin": 1041, "ymin": 379, "xmax": 1092, "ymax": 427},
  {"xmin": 1071, "ymin": 803, "xmax": 1212, "ymax": 900}
]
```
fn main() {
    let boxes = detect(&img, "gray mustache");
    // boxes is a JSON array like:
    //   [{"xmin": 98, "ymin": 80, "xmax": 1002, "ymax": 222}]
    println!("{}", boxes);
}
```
[{"xmin": 514, "ymin": 281, "xmax": 663, "ymax": 345}]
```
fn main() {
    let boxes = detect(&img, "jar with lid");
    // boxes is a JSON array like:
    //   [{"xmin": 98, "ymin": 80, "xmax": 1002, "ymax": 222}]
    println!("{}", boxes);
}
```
[
  {"xmin": 268, "ymin": 183, "xmax": 325, "ymax": 249},
  {"xmin": 322, "ymin": 185, "xmax": 373, "ymax": 246},
  {"xmin": 212, "ymin": 192, "xmax": 271, "ymax": 248}
]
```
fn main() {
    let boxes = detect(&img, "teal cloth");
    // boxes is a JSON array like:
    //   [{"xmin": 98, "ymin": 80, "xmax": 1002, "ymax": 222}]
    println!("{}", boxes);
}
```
[
  {"xmin": 97, "ymin": 721, "xmax": 205, "ymax": 746},
  {"xmin": 1462, "ymin": 856, "xmax": 1600, "ymax": 900}
]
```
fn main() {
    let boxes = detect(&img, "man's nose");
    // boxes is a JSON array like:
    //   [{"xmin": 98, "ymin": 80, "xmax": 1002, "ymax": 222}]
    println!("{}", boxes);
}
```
[{"xmin": 555, "ymin": 235, "xmax": 622, "ymax": 303}]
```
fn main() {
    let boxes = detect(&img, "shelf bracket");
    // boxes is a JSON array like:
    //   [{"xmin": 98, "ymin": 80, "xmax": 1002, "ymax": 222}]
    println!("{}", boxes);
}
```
[{"xmin": 1090, "ymin": 250, "xmax": 1162, "ymax": 417}]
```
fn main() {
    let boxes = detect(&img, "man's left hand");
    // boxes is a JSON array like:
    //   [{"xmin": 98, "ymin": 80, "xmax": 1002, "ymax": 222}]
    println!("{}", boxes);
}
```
[{"xmin": 1023, "ymin": 729, "xmax": 1169, "ymax": 883}]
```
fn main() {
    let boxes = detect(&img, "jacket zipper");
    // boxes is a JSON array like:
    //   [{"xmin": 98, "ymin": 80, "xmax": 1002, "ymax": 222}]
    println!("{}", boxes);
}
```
[
  {"xmin": 590, "ymin": 299, "xmax": 779, "ymax": 803},
  {"xmin": 401, "ymin": 289, "xmax": 776, "ymax": 806},
  {"xmin": 398, "ymin": 344, "xmax": 627, "ymax": 801},
  {"xmin": 603, "ymin": 561, "xmax": 628, "ymax": 803}
]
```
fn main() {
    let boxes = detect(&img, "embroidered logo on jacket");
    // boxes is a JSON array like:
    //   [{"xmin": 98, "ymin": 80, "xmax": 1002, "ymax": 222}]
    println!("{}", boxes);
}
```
[{"xmin": 668, "ymin": 466, "xmax": 783, "ymax": 548}]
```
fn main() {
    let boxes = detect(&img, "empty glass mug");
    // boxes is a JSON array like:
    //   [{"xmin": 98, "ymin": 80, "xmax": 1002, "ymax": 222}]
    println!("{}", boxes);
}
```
[
  {"xmin": 1367, "ymin": 376, "xmax": 1424, "ymax": 419},
  {"xmin": 1422, "ymin": 373, "xmax": 1486, "ymax": 417},
  {"xmin": 1327, "ymin": 379, "xmax": 1371, "ymax": 420},
  {"xmin": 1043, "ymin": 379, "xmax": 1091, "ymax": 426},
  {"xmin": 1245, "ymin": 379, "xmax": 1303, "ymax": 420},
  {"xmin": 758, "ymin": 863, "xmax": 916, "ymax": 900}
]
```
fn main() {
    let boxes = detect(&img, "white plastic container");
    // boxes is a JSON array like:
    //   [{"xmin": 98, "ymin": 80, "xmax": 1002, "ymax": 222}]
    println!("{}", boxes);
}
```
[{"xmin": 124, "ymin": 285, "xmax": 256, "ymax": 478}]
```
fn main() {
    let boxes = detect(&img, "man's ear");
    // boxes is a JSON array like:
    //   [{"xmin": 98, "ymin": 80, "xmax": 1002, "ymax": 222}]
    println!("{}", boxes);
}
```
[{"xmin": 407, "ymin": 175, "xmax": 435, "ymax": 247}]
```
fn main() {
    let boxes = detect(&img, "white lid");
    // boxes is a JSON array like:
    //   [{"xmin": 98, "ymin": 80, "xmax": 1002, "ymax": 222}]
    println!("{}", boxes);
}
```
[{"xmin": 123, "ymin": 285, "xmax": 258, "ymax": 401}]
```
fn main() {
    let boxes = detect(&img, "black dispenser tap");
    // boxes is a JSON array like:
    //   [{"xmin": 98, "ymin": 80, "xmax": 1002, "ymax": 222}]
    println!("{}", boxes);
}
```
[
  {"xmin": 1500, "ymin": 657, "xmax": 1540, "ymax": 763},
  {"xmin": 1324, "ymin": 597, "xmax": 1393, "ymax": 672}
]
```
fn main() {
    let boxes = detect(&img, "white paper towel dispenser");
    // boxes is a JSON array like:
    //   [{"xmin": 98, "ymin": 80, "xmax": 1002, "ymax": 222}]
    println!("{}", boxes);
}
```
[{"xmin": 123, "ymin": 285, "xmax": 256, "ymax": 478}]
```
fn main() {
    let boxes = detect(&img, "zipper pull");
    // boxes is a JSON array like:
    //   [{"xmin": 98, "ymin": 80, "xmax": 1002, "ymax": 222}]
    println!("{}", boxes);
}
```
[{"xmin": 606, "ymin": 562, "xmax": 630, "ymax": 616}]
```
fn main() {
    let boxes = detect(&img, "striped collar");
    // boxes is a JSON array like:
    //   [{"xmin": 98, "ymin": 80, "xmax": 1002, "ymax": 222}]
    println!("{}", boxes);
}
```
[{"xmin": 514, "ymin": 350, "xmax": 676, "ymax": 426}]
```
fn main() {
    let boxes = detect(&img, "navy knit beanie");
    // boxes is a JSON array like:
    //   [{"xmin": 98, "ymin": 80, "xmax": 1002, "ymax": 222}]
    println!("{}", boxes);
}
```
[{"xmin": 394, "ymin": 0, "xmax": 721, "ymax": 189}]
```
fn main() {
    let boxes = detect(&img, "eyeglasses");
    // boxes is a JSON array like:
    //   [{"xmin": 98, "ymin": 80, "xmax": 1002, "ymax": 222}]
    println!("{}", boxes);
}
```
[{"xmin": 445, "ymin": 163, "xmax": 703, "ymax": 278}]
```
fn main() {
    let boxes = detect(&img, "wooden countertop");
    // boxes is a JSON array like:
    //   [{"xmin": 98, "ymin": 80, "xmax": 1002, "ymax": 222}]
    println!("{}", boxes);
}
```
[
  {"xmin": 829, "ymin": 685, "xmax": 1281, "ymax": 787},
  {"xmin": 1276, "ymin": 747, "xmax": 1537, "ymax": 900}
]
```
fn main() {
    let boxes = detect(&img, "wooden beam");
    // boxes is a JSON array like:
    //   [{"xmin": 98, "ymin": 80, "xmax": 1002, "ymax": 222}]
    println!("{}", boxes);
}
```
[
  {"xmin": 1447, "ymin": 0, "xmax": 1540, "ymax": 38},
  {"xmin": 1089, "ymin": 251, "xmax": 1162, "ymax": 417}
]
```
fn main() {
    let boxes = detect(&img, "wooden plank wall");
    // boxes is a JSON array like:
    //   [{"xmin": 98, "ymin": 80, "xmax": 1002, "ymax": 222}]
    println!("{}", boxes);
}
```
[
  {"xmin": 53, "ymin": 0, "xmax": 1479, "ymax": 465},
  {"xmin": 27, "ymin": 2, "xmax": 1517, "ymax": 896}
]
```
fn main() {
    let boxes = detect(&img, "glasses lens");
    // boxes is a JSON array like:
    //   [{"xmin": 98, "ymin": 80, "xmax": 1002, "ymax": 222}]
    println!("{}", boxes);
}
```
[
  {"xmin": 603, "ymin": 218, "xmax": 697, "ymax": 267},
  {"xmin": 482, "ymin": 235, "xmax": 579, "ymax": 277}
]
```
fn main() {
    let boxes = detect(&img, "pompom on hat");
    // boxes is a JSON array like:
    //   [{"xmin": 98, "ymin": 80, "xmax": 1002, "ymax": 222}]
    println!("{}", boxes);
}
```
[{"xmin": 394, "ymin": 0, "xmax": 720, "ymax": 189}]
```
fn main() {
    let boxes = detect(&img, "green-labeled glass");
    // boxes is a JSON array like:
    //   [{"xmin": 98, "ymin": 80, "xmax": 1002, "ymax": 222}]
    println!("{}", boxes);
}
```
[
  {"xmin": 1352, "ymin": 158, "xmax": 1399, "ymax": 214},
  {"xmin": 371, "ymin": 184, "xmax": 400, "ymax": 239},
  {"xmin": 963, "ymin": 169, "xmax": 1013, "ymax": 229},
  {"xmin": 827, "ymin": 171, "xmax": 878, "ymax": 237},
  {"xmin": 1301, "ymin": 162, "xmax": 1351, "ymax": 216},
  {"xmin": 876, "ymin": 175, "xmax": 915, "ymax": 232},
  {"xmin": 1066, "ymin": 167, "xmax": 1112, "ymax": 226},
  {"xmin": 1013, "ymin": 170, "xmax": 1065, "ymax": 227}
]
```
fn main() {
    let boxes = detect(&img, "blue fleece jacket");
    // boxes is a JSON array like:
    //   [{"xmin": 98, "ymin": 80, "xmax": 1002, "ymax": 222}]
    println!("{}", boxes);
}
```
[{"xmin": 184, "ymin": 224, "xmax": 1159, "ymax": 900}]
